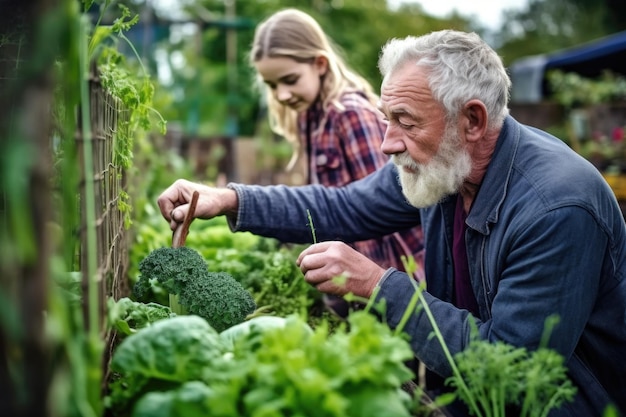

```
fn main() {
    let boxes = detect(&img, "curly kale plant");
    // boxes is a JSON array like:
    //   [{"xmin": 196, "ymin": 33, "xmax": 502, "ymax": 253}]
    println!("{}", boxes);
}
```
[{"xmin": 134, "ymin": 246, "xmax": 256, "ymax": 332}]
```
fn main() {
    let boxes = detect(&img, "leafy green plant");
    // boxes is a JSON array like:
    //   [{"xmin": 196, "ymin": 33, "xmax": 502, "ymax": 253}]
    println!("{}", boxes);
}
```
[
  {"xmin": 107, "ymin": 297, "xmax": 176, "ymax": 337},
  {"xmin": 87, "ymin": 1, "xmax": 166, "ymax": 134},
  {"xmin": 107, "ymin": 311, "xmax": 421, "ymax": 417},
  {"xmin": 446, "ymin": 329, "xmax": 576, "ymax": 417},
  {"xmin": 399, "ymin": 257, "xmax": 577, "ymax": 416},
  {"xmin": 34, "ymin": 0, "xmax": 159, "ymax": 415},
  {"xmin": 128, "ymin": 211, "xmax": 331, "ymax": 326},
  {"xmin": 82, "ymin": 0, "xmax": 166, "ymax": 231},
  {"xmin": 106, "ymin": 315, "xmax": 229, "ymax": 416}
]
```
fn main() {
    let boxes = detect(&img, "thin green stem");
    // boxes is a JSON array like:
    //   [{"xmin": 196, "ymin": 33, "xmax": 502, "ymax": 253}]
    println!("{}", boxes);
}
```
[
  {"xmin": 118, "ymin": 32, "xmax": 147, "ymax": 75},
  {"xmin": 489, "ymin": 386, "xmax": 498, "ymax": 417},
  {"xmin": 139, "ymin": 102, "xmax": 167, "ymax": 126},
  {"xmin": 393, "ymin": 282, "xmax": 421, "ymax": 336},
  {"xmin": 538, "ymin": 389, "xmax": 567, "ymax": 417},
  {"xmin": 401, "ymin": 257, "xmax": 483, "ymax": 417},
  {"xmin": 79, "ymin": 13, "xmax": 98, "ymax": 353},
  {"xmin": 79, "ymin": 14, "xmax": 103, "ymax": 416},
  {"xmin": 306, "ymin": 209, "xmax": 317, "ymax": 244},
  {"xmin": 416, "ymin": 285, "xmax": 483, "ymax": 416}
]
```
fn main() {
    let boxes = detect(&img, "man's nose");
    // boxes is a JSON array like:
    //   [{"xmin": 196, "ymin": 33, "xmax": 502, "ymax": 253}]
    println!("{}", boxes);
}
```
[{"xmin": 381, "ymin": 125, "xmax": 406, "ymax": 155}]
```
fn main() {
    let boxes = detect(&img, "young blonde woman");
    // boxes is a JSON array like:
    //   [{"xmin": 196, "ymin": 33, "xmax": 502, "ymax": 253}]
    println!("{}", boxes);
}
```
[{"xmin": 249, "ymin": 8, "xmax": 424, "ymax": 289}]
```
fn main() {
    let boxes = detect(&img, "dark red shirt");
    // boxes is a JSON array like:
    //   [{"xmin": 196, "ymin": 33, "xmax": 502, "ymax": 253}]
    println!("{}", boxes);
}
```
[{"xmin": 453, "ymin": 194, "xmax": 479, "ymax": 315}]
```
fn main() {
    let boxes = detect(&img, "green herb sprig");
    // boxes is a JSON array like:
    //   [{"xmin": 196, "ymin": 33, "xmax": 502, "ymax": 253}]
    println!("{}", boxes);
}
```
[
  {"xmin": 400, "ymin": 257, "xmax": 576, "ymax": 417},
  {"xmin": 306, "ymin": 209, "xmax": 317, "ymax": 244}
]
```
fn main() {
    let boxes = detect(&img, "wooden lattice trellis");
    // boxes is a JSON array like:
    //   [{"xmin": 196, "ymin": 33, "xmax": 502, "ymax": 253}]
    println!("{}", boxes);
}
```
[
  {"xmin": 1, "ymin": 1, "xmax": 136, "ymax": 414},
  {"xmin": 77, "ymin": 65, "xmax": 131, "ymax": 332},
  {"xmin": 92, "ymin": 69, "xmax": 130, "ymax": 302},
  {"xmin": 76, "ymin": 66, "xmax": 133, "ymax": 393}
]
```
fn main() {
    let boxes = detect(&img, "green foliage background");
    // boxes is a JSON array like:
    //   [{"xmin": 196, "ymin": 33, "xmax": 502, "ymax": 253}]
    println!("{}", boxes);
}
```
[
  {"xmin": 2, "ymin": 0, "xmax": 624, "ymax": 415},
  {"xmin": 100, "ymin": 0, "xmax": 626, "ymax": 143},
  {"xmin": 137, "ymin": 0, "xmax": 478, "ymax": 138}
]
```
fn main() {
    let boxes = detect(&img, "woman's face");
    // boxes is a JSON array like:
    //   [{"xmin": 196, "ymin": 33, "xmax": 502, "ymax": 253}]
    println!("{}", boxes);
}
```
[{"xmin": 255, "ymin": 55, "xmax": 327, "ymax": 112}]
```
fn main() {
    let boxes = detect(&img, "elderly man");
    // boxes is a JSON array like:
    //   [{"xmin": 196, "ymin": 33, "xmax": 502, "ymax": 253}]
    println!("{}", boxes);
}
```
[{"xmin": 158, "ymin": 30, "xmax": 626, "ymax": 416}]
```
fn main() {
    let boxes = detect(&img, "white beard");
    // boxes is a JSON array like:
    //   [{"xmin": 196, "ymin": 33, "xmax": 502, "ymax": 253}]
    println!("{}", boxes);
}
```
[{"xmin": 392, "ymin": 124, "xmax": 472, "ymax": 208}]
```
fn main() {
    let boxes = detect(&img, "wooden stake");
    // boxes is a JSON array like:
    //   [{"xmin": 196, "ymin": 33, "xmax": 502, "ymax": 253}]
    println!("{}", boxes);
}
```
[{"xmin": 172, "ymin": 190, "xmax": 199, "ymax": 248}]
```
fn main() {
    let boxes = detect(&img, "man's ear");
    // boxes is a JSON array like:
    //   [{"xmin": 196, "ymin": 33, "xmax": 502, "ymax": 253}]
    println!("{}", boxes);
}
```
[{"xmin": 462, "ymin": 100, "xmax": 488, "ymax": 143}]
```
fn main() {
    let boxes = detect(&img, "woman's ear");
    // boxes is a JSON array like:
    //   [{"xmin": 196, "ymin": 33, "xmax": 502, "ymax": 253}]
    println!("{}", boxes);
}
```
[
  {"xmin": 315, "ymin": 55, "xmax": 329, "ymax": 76},
  {"xmin": 462, "ymin": 100, "xmax": 488, "ymax": 143}
]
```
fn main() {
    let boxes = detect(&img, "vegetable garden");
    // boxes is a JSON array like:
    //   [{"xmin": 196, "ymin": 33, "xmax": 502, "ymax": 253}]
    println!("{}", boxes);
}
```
[{"xmin": 1, "ymin": 1, "xmax": 614, "ymax": 417}]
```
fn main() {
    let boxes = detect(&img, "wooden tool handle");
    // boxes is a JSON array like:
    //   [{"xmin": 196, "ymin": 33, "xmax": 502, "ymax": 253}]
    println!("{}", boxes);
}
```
[{"xmin": 172, "ymin": 190, "xmax": 199, "ymax": 248}]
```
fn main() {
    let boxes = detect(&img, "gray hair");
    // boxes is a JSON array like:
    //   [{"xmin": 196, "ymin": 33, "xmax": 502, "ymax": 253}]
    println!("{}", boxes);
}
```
[{"xmin": 378, "ymin": 30, "xmax": 511, "ymax": 129}]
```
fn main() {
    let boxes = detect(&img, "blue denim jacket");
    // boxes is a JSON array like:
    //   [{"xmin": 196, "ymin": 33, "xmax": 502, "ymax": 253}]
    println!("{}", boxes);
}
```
[{"xmin": 228, "ymin": 116, "xmax": 626, "ymax": 415}]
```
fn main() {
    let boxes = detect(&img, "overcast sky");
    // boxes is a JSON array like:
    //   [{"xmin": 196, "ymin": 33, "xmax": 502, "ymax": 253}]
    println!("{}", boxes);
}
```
[
  {"xmin": 391, "ymin": 0, "xmax": 529, "ymax": 30},
  {"xmin": 152, "ymin": 0, "xmax": 529, "ymax": 31}
]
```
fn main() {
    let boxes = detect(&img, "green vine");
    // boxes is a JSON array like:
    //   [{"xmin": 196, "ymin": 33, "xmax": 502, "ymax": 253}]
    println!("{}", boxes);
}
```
[
  {"xmin": 89, "ymin": 2, "xmax": 167, "ymax": 157},
  {"xmin": 44, "ymin": 3, "xmax": 167, "ymax": 415},
  {"xmin": 82, "ymin": 1, "xmax": 166, "ymax": 228}
]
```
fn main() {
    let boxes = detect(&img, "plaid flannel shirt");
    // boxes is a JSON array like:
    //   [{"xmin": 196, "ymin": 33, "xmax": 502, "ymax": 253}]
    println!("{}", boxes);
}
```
[{"xmin": 297, "ymin": 91, "xmax": 424, "ymax": 277}]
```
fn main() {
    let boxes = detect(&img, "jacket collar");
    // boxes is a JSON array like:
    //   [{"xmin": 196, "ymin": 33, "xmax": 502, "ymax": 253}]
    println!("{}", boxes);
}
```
[{"xmin": 465, "ymin": 116, "xmax": 520, "ymax": 235}]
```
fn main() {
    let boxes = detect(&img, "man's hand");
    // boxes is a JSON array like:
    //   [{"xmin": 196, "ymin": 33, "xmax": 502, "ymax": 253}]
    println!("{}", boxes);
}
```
[
  {"xmin": 296, "ymin": 241, "xmax": 385, "ymax": 298},
  {"xmin": 157, "ymin": 179, "xmax": 238, "ymax": 231}
]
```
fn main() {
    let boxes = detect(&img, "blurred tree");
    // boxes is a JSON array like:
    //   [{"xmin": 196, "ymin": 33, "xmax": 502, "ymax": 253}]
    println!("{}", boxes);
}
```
[
  {"xmin": 99, "ymin": 0, "xmax": 626, "ymax": 138},
  {"xmin": 571, "ymin": 0, "xmax": 626, "ymax": 33},
  {"xmin": 495, "ymin": 0, "xmax": 620, "ymax": 66},
  {"xmin": 309, "ymin": 0, "xmax": 474, "ymax": 88},
  {"xmin": 137, "ymin": 0, "xmax": 474, "ymax": 138}
]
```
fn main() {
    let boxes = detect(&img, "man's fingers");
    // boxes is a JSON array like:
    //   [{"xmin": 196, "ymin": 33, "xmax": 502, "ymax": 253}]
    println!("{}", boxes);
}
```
[
  {"xmin": 297, "ymin": 241, "xmax": 336, "ymax": 265},
  {"xmin": 171, "ymin": 207, "xmax": 187, "ymax": 222},
  {"xmin": 157, "ymin": 179, "xmax": 194, "ymax": 219},
  {"xmin": 168, "ymin": 207, "xmax": 184, "ymax": 231},
  {"xmin": 298, "ymin": 252, "xmax": 319, "ymax": 277}
]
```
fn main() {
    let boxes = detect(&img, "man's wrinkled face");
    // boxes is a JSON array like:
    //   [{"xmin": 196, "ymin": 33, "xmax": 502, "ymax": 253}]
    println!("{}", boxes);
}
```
[
  {"xmin": 392, "ymin": 122, "xmax": 471, "ymax": 208},
  {"xmin": 378, "ymin": 62, "xmax": 471, "ymax": 207}
]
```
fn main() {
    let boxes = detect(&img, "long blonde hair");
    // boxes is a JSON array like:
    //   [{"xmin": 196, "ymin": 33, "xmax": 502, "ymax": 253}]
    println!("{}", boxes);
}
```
[{"xmin": 250, "ymin": 8, "xmax": 378, "ymax": 170}]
